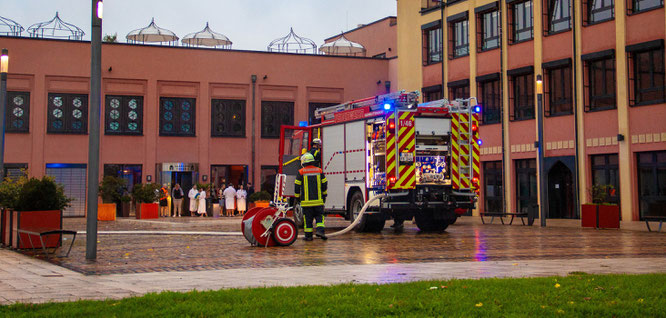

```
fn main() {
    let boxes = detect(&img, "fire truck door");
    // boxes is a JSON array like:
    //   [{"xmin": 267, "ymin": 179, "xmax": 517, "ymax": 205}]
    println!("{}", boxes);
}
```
[{"xmin": 279, "ymin": 127, "xmax": 311, "ymax": 196}]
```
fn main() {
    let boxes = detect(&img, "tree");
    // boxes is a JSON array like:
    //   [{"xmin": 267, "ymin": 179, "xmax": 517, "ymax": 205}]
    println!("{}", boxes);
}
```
[{"xmin": 103, "ymin": 33, "xmax": 118, "ymax": 43}]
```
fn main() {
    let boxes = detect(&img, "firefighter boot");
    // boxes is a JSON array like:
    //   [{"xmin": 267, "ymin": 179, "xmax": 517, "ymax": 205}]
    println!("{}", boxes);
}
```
[
  {"xmin": 315, "ymin": 227, "xmax": 328, "ymax": 240},
  {"xmin": 303, "ymin": 232, "xmax": 313, "ymax": 241},
  {"xmin": 391, "ymin": 219, "xmax": 404, "ymax": 232}
]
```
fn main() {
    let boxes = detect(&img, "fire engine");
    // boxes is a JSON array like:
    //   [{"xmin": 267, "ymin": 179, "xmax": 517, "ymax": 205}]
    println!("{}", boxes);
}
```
[{"xmin": 276, "ymin": 91, "xmax": 481, "ymax": 232}]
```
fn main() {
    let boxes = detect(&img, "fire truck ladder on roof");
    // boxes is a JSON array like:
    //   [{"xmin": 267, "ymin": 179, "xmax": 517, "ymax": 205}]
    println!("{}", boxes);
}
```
[{"xmin": 313, "ymin": 90, "xmax": 420, "ymax": 120}]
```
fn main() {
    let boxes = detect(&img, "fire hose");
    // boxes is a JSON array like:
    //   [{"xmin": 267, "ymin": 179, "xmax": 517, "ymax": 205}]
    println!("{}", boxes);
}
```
[{"xmin": 326, "ymin": 191, "xmax": 407, "ymax": 238}]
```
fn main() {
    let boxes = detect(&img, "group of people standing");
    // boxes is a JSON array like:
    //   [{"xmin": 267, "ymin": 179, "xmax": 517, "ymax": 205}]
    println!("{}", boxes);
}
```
[{"xmin": 157, "ymin": 182, "xmax": 254, "ymax": 218}]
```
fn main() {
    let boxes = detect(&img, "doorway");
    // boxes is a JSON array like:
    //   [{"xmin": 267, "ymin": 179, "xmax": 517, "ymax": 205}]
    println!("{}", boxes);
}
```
[
  {"xmin": 548, "ymin": 161, "xmax": 575, "ymax": 219},
  {"xmin": 171, "ymin": 172, "xmax": 194, "ymax": 216},
  {"xmin": 515, "ymin": 159, "xmax": 537, "ymax": 223}
]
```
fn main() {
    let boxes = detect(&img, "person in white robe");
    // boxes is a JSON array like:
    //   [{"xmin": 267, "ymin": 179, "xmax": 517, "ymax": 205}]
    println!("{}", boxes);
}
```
[
  {"xmin": 223, "ymin": 184, "xmax": 237, "ymax": 216},
  {"xmin": 188, "ymin": 185, "xmax": 198, "ymax": 217},
  {"xmin": 197, "ymin": 188, "xmax": 207, "ymax": 217},
  {"xmin": 236, "ymin": 184, "xmax": 247, "ymax": 216}
]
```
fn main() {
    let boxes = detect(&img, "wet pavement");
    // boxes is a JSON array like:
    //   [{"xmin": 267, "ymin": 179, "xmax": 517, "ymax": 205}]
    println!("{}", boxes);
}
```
[{"xmin": 38, "ymin": 216, "xmax": 666, "ymax": 275}]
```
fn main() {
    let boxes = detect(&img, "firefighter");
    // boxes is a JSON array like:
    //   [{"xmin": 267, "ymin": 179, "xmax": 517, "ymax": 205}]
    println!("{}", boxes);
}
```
[
  {"xmin": 308, "ymin": 138, "xmax": 322, "ymax": 167},
  {"xmin": 294, "ymin": 153, "xmax": 328, "ymax": 241}
]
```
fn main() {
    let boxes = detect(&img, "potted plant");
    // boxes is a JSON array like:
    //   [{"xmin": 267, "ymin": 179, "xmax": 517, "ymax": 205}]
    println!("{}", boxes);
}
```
[
  {"xmin": 582, "ymin": 184, "xmax": 620, "ymax": 229},
  {"xmin": 248, "ymin": 191, "xmax": 272, "ymax": 209},
  {"xmin": 98, "ymin": 176, "xmax": 126, "ymax": 221},
  {"xmin": 10, "ymin": 176, "xmax": 72, "ymax": 248},
  {"xmin": 131, "ymin": 183, "xmax": 160, "ymax": 219},
  {"xmin": 119, "ymin": 194, "xmax": 131, "ymax": 218}
]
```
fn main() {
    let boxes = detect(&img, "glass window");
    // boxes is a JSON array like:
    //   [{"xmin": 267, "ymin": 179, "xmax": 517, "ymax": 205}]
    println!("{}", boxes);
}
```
[
  {"xmin": 483, "ymin": 161, "xmax": 503, "ymax": 213},
  {"xmin": 637, "ymin": 151, "xmax": 666, "ymax": 218},
  {"xmin": 449, "ymin": 82, "xmax": 470, "ymax": 100},
  {"xmin": 548, "ymin": 0, "xmax": 571, "ymax": 33},
  {"xmin": 103, "ymin": 164, "xmax": 142, "ymax": 193},
  {"xmin": 211, "ymin": 99, "xmax": 245, "ymax": 137},
  {"xmin": 588, "ymin": 0, "xmax": 614, "ymax": 23},
  {"xmin": 309, "ymin": 102, "xmax": 337, "ymax": 125},
  {"xmin": 481, "ymin": 10, "xmax": 500, "ymax": 51},
  {"xmin": 632, "ymin": 47, "xmax": 665, "ymax": 105},
  {"xmin": 424, "ymin": 27, "xmax": 443, "ymax": 64},
  {"xmin": 545, "ymin": 64, "xmax": 573, "ymax": 116},
  {"xmin": 5, "ymin": 91, "xmax": 29, "ymax": 133},
  {"xmin": 479, "ymin": 79, "xmax": 501, "ymax": 124},
  {"xmin": 451, "ymin": 19, "xmax": 469, "ymax": 58},
  {"xmin": 159, "ymin": 97, "xmax": 196, "ymax": 137},
  {"xmin": 511, "ymin": 72, "xmax": 535, "ymax": 120},
  {"xmin": 105, "ymin": 96, "xmax": 143, "ymax": 135},
  {"xmin": 516, "ymin": 159, "xmax": 537, "ymax": 215},
  {"xmin": 591, "ymin": 154, "xmax": 620, "ymax": 206},
  {"xmin": 512, "ymin": 0, "xmax": 533, "ymax": 42},
  {"xmin": 632, "ymin": 0, "xmax": 663, "ymax": 13},
  {"xmin": 47, "ymin": 93, "xmax": 88, "ymax": 134},
  {"xmin": 261, "ymin": 101, "xmax": 294, "ymax": 138},
  {"xmin": 587, "ymin": 56, "xmax": 617, "ymax": 110}
]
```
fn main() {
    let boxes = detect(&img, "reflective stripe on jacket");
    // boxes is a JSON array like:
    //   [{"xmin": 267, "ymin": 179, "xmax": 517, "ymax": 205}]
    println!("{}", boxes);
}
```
[{"xmin": 294, "ymin": 165, "xmax": 328, "ymax": 207}]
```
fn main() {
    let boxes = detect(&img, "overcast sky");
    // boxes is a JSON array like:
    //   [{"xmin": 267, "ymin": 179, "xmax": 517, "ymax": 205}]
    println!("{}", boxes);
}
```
[{"xmin": 1, "ymin": 0, "xmax": 397, "ymax": 51}]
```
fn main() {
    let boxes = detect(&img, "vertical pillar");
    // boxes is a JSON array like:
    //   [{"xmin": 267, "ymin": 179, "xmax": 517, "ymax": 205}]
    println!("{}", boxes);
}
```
[
  {"xmin": 533, "ymin": 0, "xmax": 544, "ymax": 222},
  {"xmin": 573, "ymin": 0, "xmax": 587, "ymax": 214},
  {"xmin": 468, "ymin": 1, "xmax": 479, "ymax": 216},
  {"xmin": 614, "ymin": 0, "xmax": 632, "ymax": 221},
  {"xmin": 501, "ymin": 0, "xmax": 512, "ymax": 213}
]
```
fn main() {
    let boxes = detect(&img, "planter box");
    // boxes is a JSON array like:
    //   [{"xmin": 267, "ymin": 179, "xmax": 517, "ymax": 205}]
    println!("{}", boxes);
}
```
[
  {"xmin": 249, "ymin": 201, "xmax": 270, "ymax": 209},
  {"xmin": 98, "ymin": 203, "xmax": 116, "ymax": 221},
  {"xmin": 136, "ymin": 203, "xmax": 159, "ymax": 219},
  {"xmin": 1, "ymin": 208, "xmax": 10, "ymax": 247},
  {"xmin": 582, "ymin": 204, "xmax": 620, "ymax": 229},
  {"xmin": 11, "ymin": 210, "xmax": 62, "ymax": 249},
  {"xmin": 119, "ymin": 201, "xmax": 131, "ymax": 217}
]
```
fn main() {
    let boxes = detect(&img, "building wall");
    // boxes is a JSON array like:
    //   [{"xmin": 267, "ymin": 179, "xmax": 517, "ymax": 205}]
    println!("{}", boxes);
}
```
[
  {"xmin": 397, "ymin": 0, "xmax": 666, "ymax": 221},
  {"xmin": 2, "ymin": 37, "xmax": 389, "ymax": 195},
  {"xmin": 324, "ymin": 16, "xmax": 398, "ymax": 58}
]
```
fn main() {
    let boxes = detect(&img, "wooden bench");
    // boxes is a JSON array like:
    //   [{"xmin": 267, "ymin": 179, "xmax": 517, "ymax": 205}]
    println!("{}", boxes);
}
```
[
  {"xmin": 644, "ymin": 216, "xmax": 666, "ymax": 233},
  {"xmin": 480, "ymin": 212, "xmax": 529, "ymax": 225},
  {"xmin": 16, "ymin": 227, "xmax": 77, "ymax": 258}
]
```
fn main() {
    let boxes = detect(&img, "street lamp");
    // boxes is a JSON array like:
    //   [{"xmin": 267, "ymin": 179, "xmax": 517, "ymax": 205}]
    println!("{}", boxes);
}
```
[
  {"xmin": 86, "ymin": 0, "xmax": 102, "ymax": 260},
  {"xmin": 536, "ymin": 74, "xmax": 546, "ymax": 227},
  {"xmin": 0, "ymin": 48, "xmax": 8, "ymax": 180}
]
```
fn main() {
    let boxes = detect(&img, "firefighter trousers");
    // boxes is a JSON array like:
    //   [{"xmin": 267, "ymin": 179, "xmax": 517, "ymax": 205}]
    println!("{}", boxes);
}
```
[{"xmin": 303, "ymin": 206, "xmax": 325, "ymax": 238}]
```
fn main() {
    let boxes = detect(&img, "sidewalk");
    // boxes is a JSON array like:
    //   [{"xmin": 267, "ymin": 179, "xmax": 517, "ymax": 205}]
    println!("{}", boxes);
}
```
[{"xmin": 1, "ymin": 248, "xmax": 665, "ymax": 305}]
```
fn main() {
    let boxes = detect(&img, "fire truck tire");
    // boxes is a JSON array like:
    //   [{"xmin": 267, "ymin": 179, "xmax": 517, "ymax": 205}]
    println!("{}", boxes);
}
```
[
  {"xmin": 414, "ymin": 209, "xmax": 450, "ymax": 232},
  {"xmin": 292, "ymin": 203, "xmax": 304, "ymax": 227}
]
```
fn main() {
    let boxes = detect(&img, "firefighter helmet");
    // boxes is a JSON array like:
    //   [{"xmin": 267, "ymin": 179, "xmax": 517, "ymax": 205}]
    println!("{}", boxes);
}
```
[
  {"xmin": 312, "ymin": 138, "xmax": 322, "ymax": 145},
  {"xmin": 300, "ymin": 153, "xmax": 315, "ymax": 166}
]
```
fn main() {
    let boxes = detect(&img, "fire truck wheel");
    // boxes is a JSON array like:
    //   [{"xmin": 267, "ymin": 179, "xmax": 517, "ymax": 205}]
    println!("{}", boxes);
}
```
[
  {"xmin": 414, "ymin": 209, "xmax": 450, "ymax": 232},
  {"xmin": 358, "ymin": 213, "xmax": 386, "ymax": 233},
  {"xmin": 450, "ymin": 216, "xmax": 458, "ymax": 224},
  {"xmin": 292, "ymin": 203, "xmax": 304, "ymax": 227}
]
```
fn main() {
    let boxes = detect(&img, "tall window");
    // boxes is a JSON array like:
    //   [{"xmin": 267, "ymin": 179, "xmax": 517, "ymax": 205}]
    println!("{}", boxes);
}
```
[
  {"xmin": 629, "ymin": 44, "xmax": 665, "ymax": 106},
  {"xmin": 516, "ymin": 159, "xmax": 537, "ymax": 216},
  {"xmin": 591, "ymin": 154, "xmax": 620, "ymax": 206},
  {"xmin": 449, "ymin": 18, "xmax": 469, "ymax": 58},
  {"xmin": 211, "ymin": 99, "xmax": 245, "ymax": 137},
  {"xmin": 448, "ymin": 80, "xmax": 470, "ymax": 100},
  {"xmin": 479, "ymin": 10, "xmax": 500, "ymax": 51},
  {"xmin": 544, "ymin": 62, "xmax": 573, "ymax": 116},
  {"xmin": 584, "ymin": 53, "xmax": 616, "ymax": 111},
  {"xmin": 483, "ymin": 161, "xmax": 503, "ymax": 213},
  {"xmin": 510, "ymin": 0, "xmax": 534, "ymax": 43},
  {"xmin": 105, "ymin": 96, "xmax": 143, "ymax": 135},
  {"xmin": 5, "ymin": 91, "xmax": 29, "ymax": 133},
  {"xmin": 261, "ymin": 101, "xmax": 294, "ymax": 138},
  {"xmin": 630, "ymin": 0, "xmax": 664, "ymax": 13},
  {"xmin": 637, "ymin": 151, "xmax": 666, "ymax": 218},
  {"xmin": 547, "ymin": 0, "xmax": 571, "ymax": 33},
  {"xmin": 478, "ymin": 77, "xmax": 501, "ymax": 124},
  {"xmin": 159, "ymin": 97, "xmax": 196, "ymax": 137},
  {"xmin": 423, "ymin": 24, "xmax": 442, "ymax": 65},
  {"xmin": 309, "ymin": 102, "xmax": 337, "ymax": 125},
  {"xmin": 585, "ymin": 0, "xmax": 614, "ymax": 24},
  {"xmin": 47, "ymin": 93, "xmax": 88, "ymax": 134},
  {"xmin": 422, "ymin": 85, "xmax": 443, "ymax": 102},
  {"xmin": 510, "ymin": 69, "xmax": 535, "ymax": 120}
]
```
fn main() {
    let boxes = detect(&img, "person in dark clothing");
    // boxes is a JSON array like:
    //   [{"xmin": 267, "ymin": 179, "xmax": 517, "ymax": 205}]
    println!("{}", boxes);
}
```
[
  {"xmin": 308, "ymin": 138, "xmax": 322, "ymax": 167},
  {"xmin": 171, "ymin": 183, "xmax": 184, "ymax": 217},
  {"xmin": 294, "ymin": 153, "xmax": 328, "ymax": 241},
  {"xmin": 247, "ymin": 182, "xmax": 255, "ymax": 197}
]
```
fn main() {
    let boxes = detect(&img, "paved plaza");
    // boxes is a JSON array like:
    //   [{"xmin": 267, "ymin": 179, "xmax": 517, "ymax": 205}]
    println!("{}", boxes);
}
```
[{"xmin": 1, "ymin": 216, "xmax": 665, "ymax": 304}]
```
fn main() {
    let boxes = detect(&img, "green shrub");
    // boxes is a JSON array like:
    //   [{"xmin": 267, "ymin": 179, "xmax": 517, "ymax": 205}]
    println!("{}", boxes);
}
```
[
  {"xmin": 131, "ymin": 183, "xmax": 161, "ymax": 203},
  {"xmin": 248, "ymin": 191, "xmax": 272, "ymax": 203},
  {"xmin": 0, "ymin": 173, "xmax": 28, "ymax": 209},
  {"xmin": 589, "ymin": 184, "xmax": 615, "ymax": 205},
  {"xmin": 99, "ymin": 176, "xmax": 127, "ymax": 203},
  {"xmin": 120, "ymin": 194, "xmax": 132, "ymax": 203},
  {"xmin": 14, "ymin": 176, "xmax": 72, "ymax": 211}
]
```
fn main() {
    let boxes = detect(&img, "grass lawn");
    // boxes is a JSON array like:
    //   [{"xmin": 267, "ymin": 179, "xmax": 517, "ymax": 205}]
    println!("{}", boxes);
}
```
[{"xmin": 1, "ymin": 273, "xmax": 665, "ymax": 317}]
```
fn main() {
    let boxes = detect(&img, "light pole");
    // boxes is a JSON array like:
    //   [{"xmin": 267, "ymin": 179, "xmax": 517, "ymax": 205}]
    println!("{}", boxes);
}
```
[
  {"xmin": 439, "ymin": 0, "xmax": 445, "ymax": 98},
  {"xmin": 86, "ymin": 0, "xmax": 102, "ymax": 260},
  {"xmin": 0, "ymin": 49, "xmax": 8, "ymax": 180},
  {"xmin": 536, "ymin": 74, "xmax": 546, "ymax": 227}
]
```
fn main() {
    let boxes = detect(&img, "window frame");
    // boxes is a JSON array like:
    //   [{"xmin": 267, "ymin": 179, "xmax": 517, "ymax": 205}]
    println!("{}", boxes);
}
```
[
  {"xmin": 543, "ymin": 59, "xmax": 573, "ymax": 117},
  {"xmin": 583, "ymin": 0, "xmax": 615, "ymax": 25},
  {"xmin": 159, "ymin": 97, "xmax": 197, "ymax": 137},
  {"xmin": 422, "ymin": 21, "xmax": 443, "ymax": 66},
  {"xmin": 483, "ymin": 161, "xmax": 504, "ymax": 213},
  {"xmin": 422, "ymin": 85, "xmax": 444, "ymax": 102},
  {"xmin": 448, "ymin": 79, "xmax": 470, "ymax": 100},
  {"xmin": 583, "ymin": 51, "xmax": 617, "ymax": 112},
  {"xmin": 508, "ymin": 0, "xmax": 534, "ymax": 44},
  {"xmin": 308, "ymin": 102, "xmax": 338, "ymax": 125},
  {"xmin": 508, "ymin": 67, "xmax": 535, "ymax": 121},
  {"xmin": 47, "ymin": 92, "xmax": 89, "ymax": 135},
  {"xmin": 515, "ymin": 159, "xmax": 538, "ymax": 215},
  {"xmin": 636, "ymin": 151, "xmax": 666, "ymax": 219},
  {"xmin": 627, "ymin": 43, "xmax": 666, "ymax": 106},
  {"xmin": 590, "ymin": 153, "xmax": 620, "ymax": 207},
  {"xmin": 543, "ymin": 0, "xmax": 572, "ymax": 35},
  {"xmin": 627, "ymin": 0, "xmax": 664, "ymax": 14},
  {"xmin": 104, "ymin": 95, "xmax": 144, "ymax": 136},
  {"xmin": 261, "ymin": 101, "xmax": 295, "ymax": 139},
  {"xmin": 211, "ymin": 99, "xmax": 246, "ymax": 138},
  {"xmin": 448, "ymin": 13, "xmax": 470, "ymax": 59},
  {"xmin": 5, "ymin": 91, "xmax": 30, "ymax": 133},
  {"xmin": 476, "ymin": 73, "xmax": 502, "ymax": 124}
]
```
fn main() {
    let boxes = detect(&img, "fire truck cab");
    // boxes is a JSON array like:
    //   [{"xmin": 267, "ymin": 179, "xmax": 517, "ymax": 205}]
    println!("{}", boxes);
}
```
[{"xmin": 277, "ymin": 91, "xmax": 481, "ymax": 232}]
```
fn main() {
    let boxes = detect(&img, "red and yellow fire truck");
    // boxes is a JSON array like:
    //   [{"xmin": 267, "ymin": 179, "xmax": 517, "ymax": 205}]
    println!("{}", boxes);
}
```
[{"xmin": 276, "ymin": 91, "xmax": 481, "ymax": 232}]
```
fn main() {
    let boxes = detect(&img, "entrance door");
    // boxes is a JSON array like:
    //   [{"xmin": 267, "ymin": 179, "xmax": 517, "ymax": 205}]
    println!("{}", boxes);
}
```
[
  {"xmin": 172, "ymin": 172, "xmax": 194, "ymax": 216},
  {"xmin": 515, "ymin": 159, "xmax": 537, "ymax": 224},
  {"xmin": 548, "ymin": 161, "xmax": 575, "ymax": 219}
]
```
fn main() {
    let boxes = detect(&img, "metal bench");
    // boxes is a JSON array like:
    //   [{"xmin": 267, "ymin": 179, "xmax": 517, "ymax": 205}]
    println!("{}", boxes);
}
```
[
  {"xmin": 644, "ymin": 216, "xmax": 666, "ymax": 232},
  {"xmin": 16, "ymin": 227, "xmax": 77, "ymax": 258},
  {"xmin": 480, "ymin": 212, "xmax": 529, "ymax": 225}
]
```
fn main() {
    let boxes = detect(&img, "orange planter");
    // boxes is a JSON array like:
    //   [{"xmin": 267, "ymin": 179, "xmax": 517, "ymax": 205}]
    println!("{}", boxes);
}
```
[
  {"xmin": 138, "ymin": 203, "xmax": 159, "ymax": 219},
  {"xmin": 98, "ymin": 203, "xmax": 116, "ymax": 221},
  {"xmin": 249, "ymin": 201, "xmax": 270, "ymax": 209}
]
